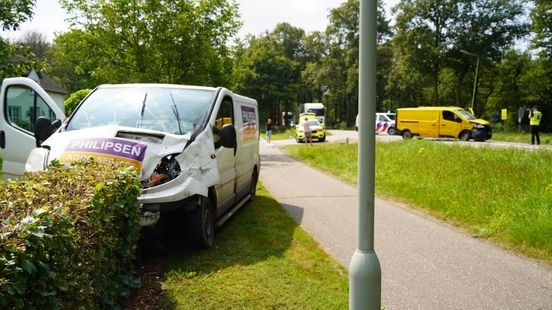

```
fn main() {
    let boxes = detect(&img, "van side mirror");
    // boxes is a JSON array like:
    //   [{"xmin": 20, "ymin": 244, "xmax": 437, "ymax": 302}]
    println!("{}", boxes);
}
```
[
  {"xmin": 213, "ymin": 124, "xmax": 237, "ymax": 155},
  {"xmin": 34, "ymin": 117, "xmax": 61, "ymax": 147}
]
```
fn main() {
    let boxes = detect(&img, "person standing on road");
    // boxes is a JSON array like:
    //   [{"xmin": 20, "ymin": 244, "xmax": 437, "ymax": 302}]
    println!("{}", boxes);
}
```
[
  {"xmin": 266, "ymin": 118, "xmax": 273, "ymax": 144},
  {"xmin": 528, "ymin": 106, "xmax": 542, "ymax": 145},
  {"xmin": 302, "ymin": 117, "xmax": 312, "ymax": 146}
]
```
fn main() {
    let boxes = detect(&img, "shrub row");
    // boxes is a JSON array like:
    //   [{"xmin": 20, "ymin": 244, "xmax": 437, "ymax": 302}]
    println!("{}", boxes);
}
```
[{"xmin": 0, "ymin": 160, "xmax": 142, "ymax": 309}]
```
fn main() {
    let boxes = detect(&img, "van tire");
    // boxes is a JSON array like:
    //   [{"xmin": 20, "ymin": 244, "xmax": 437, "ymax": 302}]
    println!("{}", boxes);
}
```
[
  {"xmin": 296, "ymin": 138, "xmax": 303, "ymax": 143},
  {"xmin": 186, "ymin": 196, "xmax": 215, "ymax": 249},
  {"xmin": 387, "ymin": 127, "xmax": 396, "ymax": 135},
  {"xmin": 249, "ymin": 168, "xmax": 259, "ymax": 201},
  {"xmin": 401, "ymin": 130, "xmax": 412, "ymax": 139},
  {"xmin": 319, "ymin": 135, "xmax": 326, "ymax": 142},
  {"xmin": 459, "ymin": 131, "xmax": 471, "ymax": 141}
]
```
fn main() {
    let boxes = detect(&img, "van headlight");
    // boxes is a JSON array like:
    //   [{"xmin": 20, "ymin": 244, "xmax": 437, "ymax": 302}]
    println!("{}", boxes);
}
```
[
  {"xmin": 25, "ymin": 148, "xmax": 50, "ymax": 172},
  {"xmin": 471, "ymin": 123, "xmax": 484, "ymax": 129},
  {"xmin": 143, "ymin": 155, "xmax": 182, "ymax": 188}
]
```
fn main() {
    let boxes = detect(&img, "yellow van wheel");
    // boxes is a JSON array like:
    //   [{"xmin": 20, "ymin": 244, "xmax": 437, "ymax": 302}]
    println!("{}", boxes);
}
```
[
  {"xmin": 459, "ymin": 131, "xmax": 471, "ymax": 141},
  {"xmin": 401, "ymin": 130, "xmax": 412, "ymax": 139}
]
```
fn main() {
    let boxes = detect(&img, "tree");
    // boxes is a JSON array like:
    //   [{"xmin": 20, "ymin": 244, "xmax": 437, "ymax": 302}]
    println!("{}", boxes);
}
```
[
  {"xmin": 531, "ymin": 0, "xmax": 552, "ymax": 58},
  {"xmin": 232, "ymin": 23, "xmax": 306, "ymax": 125},
  {"xmin": 56, "ymin": 0, "xmax": 241, "ymax": 87},
  {"xmin": 0, "ymin": 0, "xmax": 38, "ymax": 78},
  {"xmin": 0, "ymin": 0, "xmax": 35, "ymax": 31},
  {"xmin": 391, "ymin": 0, "xmax": 528, "ymax": 112},
  {"xmin": 18, "ymin": 31, "xmax": 50, "ymax": 60},
  {"xmin": 306, "ymin": 0, "xmax": 392, "ymax": 126}
]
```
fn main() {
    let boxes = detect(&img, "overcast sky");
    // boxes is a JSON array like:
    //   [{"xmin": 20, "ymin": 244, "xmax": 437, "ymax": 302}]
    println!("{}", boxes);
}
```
[{"xmin": 1, "ymin": 0, "xmax": 398, "ymax": 42}]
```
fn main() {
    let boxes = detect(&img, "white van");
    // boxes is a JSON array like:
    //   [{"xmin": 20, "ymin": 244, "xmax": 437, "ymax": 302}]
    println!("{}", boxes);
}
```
[
  {"xmin": 26, "ymin": 84, "xmax": 260, "ymax": 249},
  {"xmin": 0, "ymin": 77, "xmax": 66, "ymax": 180}
]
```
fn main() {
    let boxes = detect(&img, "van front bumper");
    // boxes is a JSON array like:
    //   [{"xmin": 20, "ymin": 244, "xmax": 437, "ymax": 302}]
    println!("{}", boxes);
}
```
[{"xmin": 472, "ymin": 127, "xmax": 492, "ymax": 141}]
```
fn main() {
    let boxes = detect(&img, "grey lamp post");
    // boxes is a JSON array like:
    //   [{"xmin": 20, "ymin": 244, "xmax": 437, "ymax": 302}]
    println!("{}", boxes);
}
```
[
  {"xmin": 349, "ymin": 0, "xmax": 381, "ymax": 309},
  {"xmin": 460, "ymin": 50, "xmax": 479, "ymax": 113}
]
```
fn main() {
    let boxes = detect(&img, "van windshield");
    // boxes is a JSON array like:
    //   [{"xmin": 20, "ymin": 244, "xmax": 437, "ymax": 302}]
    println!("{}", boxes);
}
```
[
  {"xmin": 66, "ymin": 87, "xmax": 215, "ymax": 135},
  {"xmin": 456, "ymin": 109, "xmax": 477, "ymax": 120}
]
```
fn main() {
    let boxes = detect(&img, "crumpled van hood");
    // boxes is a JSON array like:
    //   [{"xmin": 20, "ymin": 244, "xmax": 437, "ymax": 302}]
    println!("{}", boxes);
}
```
[
  {"xmin": 43, "ymin": 125, "xmax": 190, "ymax": 179},
  {"xmin": 471, "ymin": 118, "xmax": 490, "ymax": 125}
]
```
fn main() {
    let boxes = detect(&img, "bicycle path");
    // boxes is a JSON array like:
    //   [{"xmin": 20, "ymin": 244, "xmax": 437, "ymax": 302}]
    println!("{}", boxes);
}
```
[{"xmin": 259, "ymin": 139, "xmax": 552, "ymax": 309}]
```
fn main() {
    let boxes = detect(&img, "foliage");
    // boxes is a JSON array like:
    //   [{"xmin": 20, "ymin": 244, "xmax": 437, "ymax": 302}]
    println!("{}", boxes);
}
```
[
  {"xmin": 531, "ymin": 0, "xmax": 552, "ymax": 58},
  {"xmin": 0, "ymin": 0, "xmax": 44, "ymax": 79},
  {"xmin": 0, "ymin": 0, "xmax": 35, "ymax": 31},
  {"xmin": 0, "ymin": 160, "xmax": 142, "ymax": 309},
  {"xmin": 285, "ymin": 141, "xmax": 552, "ymax": 264},
  {"xmin": 64, "ymin": 88, "xmax": 91, "ymax": 116},
  {"xmin": 162, "ymin": 185, "xmax": 349, "ymax": 308},
  {"xmin": 390, "ymin": 0, "xmax": 528, "ymax": 109},
  {"xmin": 52, "ymin": 0, "xmax": 240, "ymax": 91},
  {"xmin": 232, "ymin": 23, "xmax": 306, "ymax": 124}
]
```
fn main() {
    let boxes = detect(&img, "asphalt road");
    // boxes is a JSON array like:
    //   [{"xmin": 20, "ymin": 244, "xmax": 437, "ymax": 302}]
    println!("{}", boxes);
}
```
[{"xmin": 260, "ymin": 131, "xmax": 552, "ymax": 309}]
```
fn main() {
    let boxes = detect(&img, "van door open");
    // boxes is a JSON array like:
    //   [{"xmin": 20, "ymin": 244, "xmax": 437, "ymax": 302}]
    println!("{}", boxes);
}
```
[{"xmin": 0, "ymin": 78, "xmax": 65, "ymax": 180}]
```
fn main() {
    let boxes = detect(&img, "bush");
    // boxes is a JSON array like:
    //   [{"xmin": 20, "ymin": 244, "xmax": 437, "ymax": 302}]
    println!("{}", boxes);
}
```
[
  {"xmin": 0, "ymin": 160, "xmax": 142, "ymax": 309},
  {"xmin": 64, "ymin": 89, "xmax": 91, "ymax": 116}
]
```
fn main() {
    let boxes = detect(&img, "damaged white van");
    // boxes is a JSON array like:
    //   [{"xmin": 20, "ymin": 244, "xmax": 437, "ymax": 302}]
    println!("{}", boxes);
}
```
[{"xmin": 26, "ymin": 84, "xmax": 260, "ymax": 249}]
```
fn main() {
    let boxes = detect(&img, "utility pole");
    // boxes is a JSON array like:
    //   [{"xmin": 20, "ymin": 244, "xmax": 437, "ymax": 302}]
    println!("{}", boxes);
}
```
[
  {"xmin": 460, "ymin": 50, "xmax": 480, "ymax": 113},
  {"xmin": 349, "ymin": 0, "xmax": 381, "ymax": 309}
]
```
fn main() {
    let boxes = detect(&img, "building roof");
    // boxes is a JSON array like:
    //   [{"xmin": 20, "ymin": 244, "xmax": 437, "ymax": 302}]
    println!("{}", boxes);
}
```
[{"xmin": 26, "ymin": 70, "xmax": 68, "ymax": 95}]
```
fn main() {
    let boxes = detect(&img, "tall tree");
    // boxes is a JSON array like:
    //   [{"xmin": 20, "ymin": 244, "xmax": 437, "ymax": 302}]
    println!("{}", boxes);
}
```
[
  {"xmin": 0, "ymin": 0, "xmax": 38, "ymax": 78},
  {"xmin": 391, "ymin": 0, "xmax": 527, "ymax": 112},
  {"xmin": 232, "ymin": 23, "xmax": 306, "ymax": 125},
  {"xmin": 309, "ymin": 0, "xmax": 391, "ymax": 126},
  {"xmin": 18, "ymin": 31, "xmax": 50, "ymax": 60},
  {"xmin": 56, "ymin": 0, "xmax": 240, "ymax": 87}
]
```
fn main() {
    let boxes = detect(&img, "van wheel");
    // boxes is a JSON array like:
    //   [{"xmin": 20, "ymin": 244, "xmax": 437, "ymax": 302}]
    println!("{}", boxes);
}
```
[
  {"xmin": 249, "ymin": 168, "xmax": 259, "ymax": 201},
  {"xmin": 459, "ymin": 131, "xmax": 471, "ymax": 141},
  {"xmin": 296, "ymin": 138, "xmax": 303, "ymax": 143},
  {"xmin": 387, "ymin": 127, "xmax": 396, "ymax": 135},
  {"xmin": 186, "ymin": 196, "xmax": 215, "ymax": 249},
  {"xmin": 319, "ymin": 135, "xmax": 326, "ymax": 142},
  {"xmin": 401, "ymin": 130, "xmax": 412, "ymax": 139}
]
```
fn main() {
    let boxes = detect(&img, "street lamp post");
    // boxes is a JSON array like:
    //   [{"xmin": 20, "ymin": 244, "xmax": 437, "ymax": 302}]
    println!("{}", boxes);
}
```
[{"xmin": 460, "ymin": 50, "xmax": 479, "ymax": 113}]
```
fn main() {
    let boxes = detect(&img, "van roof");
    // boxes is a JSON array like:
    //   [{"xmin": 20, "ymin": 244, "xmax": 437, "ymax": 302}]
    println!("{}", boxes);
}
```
[{"xmin": 398, "ymin": 106, "xmax": 464, "ymax": 111}]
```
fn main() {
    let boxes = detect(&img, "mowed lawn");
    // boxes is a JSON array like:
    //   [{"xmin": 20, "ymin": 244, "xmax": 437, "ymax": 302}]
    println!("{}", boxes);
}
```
[
  {"xmin": 159, "ymin": 185, "xmax": 349, "ymax": 308},
  {"xmin": 285, "ymin": 140, "xmax": 552, "ymax": 264}
]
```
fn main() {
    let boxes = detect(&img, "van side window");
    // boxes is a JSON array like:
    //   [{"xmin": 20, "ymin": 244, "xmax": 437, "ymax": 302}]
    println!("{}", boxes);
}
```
[
  {"xmin": 215, "ymin": 97, "xmax": 234, "ymax": 129},
  {"xmin": 5, "ymin": 85, "xmax": 56, "ymax": 133},
  {"xmin": 443, "ymin": 111, "xmax": 461, "ymax": 122}
]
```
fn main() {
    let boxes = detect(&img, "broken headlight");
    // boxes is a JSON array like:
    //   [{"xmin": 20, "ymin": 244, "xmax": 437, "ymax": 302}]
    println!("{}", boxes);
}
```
[{"xmin": 143, "ymin": 155, "xmax": 182, "ymax": 188}]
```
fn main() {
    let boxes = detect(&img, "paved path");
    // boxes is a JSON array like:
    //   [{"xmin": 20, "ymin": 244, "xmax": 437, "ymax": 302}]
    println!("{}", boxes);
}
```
[{"xmin": 259, "ymin": 139, "xmax": 552, "ymax": 309}]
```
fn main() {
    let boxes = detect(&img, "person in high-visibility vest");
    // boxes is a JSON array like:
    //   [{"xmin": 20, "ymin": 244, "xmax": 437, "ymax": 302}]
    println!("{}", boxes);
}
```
[{"xmin": 528, "ymin": 106, "xmax": 542, "ymax": 145}]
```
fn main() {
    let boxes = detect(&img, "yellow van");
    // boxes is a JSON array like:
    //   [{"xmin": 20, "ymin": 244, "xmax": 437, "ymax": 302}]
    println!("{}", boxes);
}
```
[{"xmin": 396, "ymin": 106, "xmax": 492, "ymax": 141}]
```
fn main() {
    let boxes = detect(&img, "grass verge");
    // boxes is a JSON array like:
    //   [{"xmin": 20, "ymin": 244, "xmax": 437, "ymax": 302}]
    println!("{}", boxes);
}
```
[
  {"xmin": 492, "ymin": 131, "xmax": 552, "ymax": 145},
  {"xmin": 284, "ymin": 140, "xmax": 552, "ymax": 264},
  {"xmin": 160, "ymin": 184, "xmax": 349, "ymax": 308}
]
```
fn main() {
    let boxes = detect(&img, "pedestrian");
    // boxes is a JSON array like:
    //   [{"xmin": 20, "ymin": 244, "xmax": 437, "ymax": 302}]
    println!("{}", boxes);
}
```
[
  {"xmin": 266, "ymin": 118, "xmax": 273, "ymax": 143},
  {"xmin": 302, "ymin": 117, "xmax": 312, "ymax": 146},
  {"xmin": 528, "ymin": 106, "xmax": 542, "ymax": 145}
]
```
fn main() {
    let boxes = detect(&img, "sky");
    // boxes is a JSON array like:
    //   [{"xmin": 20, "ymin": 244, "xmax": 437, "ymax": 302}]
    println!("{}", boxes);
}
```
[{"xmin": 1, "ymin": 0, "xmax": 398, "ymax": 42}]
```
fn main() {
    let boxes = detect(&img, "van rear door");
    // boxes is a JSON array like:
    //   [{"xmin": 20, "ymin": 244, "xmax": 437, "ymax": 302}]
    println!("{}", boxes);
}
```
[{"xmin": 0, "ymin": 78, "xmax": 65, "ymax": 180}]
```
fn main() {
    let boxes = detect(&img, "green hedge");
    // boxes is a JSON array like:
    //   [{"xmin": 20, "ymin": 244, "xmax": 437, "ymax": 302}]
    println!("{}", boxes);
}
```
[{"xmin": 0, "ymin": 160, "xmax": 142, "ymax": 309}]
